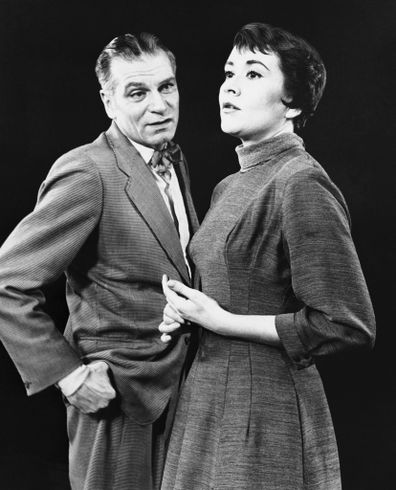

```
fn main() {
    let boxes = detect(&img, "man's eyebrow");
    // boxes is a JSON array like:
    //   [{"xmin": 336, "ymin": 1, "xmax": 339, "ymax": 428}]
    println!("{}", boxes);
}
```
[
  {"xmin": 124, "ymin": 76, "xmax": 176, "ymax": 92},
  {"xmin": 159, "ymin": 76, "xmax": 177, "ymax": 85},
  {"xmin": 124, "ymin": 81, "xmax": 147, "ymax": 92}
]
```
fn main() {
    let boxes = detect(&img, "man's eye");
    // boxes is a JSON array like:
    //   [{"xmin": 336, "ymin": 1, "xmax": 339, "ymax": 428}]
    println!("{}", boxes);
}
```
[
  {"xmin": 128, "ymin": 91, "xmax": 146, "ymax": 100},
  {"xmin": 224, "ymin": 71, "xmax": 234, "ymax": 79},
  {"xmin": 160, "ymin": 83, "xmax": 176, "ymax": 93},
  {"xmin": 246, "ymin": 70, "xmax": 262, "ymax": 79}
]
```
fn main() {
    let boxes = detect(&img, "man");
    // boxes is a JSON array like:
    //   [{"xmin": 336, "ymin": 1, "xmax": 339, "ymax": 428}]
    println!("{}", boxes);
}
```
[{"xmin": 0, "ymin": 33, "xmax": 198, "ymax": 489}]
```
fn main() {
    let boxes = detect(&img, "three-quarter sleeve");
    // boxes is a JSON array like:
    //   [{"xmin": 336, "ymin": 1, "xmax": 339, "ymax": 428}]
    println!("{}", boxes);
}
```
[{"xmin": 275, "ymin": 167, "xmax": 375, "ymax": 368}]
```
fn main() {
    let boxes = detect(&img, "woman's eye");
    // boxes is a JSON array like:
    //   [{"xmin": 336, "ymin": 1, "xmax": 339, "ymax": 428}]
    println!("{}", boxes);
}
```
[
  {"xmin": 247, "ymin": 70, "xmax": 262, "ymax": 79},
  {"xmin": 224, "ymin": 71, "xmax": 234, "ymax": 79}
]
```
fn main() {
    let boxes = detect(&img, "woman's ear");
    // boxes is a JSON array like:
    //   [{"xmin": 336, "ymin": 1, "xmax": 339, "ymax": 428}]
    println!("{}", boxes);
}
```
[{"xmin": 285, "ymin": 107, "xmax": 302, "ymax": 121}]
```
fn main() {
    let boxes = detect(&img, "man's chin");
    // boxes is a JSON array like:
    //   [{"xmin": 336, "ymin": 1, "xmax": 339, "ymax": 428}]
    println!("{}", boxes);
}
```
[{"xmin": 148, "ymin": 131, "xmax": 176, "ymax": 148}]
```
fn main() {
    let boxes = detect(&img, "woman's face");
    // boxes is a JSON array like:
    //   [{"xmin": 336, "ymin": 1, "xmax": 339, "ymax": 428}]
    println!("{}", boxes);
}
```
[{"xmin": 219, "ymin": 47, "xmax": 298, "ymax": 145}]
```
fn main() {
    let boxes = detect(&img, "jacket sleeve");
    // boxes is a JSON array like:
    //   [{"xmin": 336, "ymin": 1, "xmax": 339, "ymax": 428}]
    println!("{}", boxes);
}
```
[
  {"xmin": 0, "ymin": 151, "xmax": 103, "ymax": 394},
  {"xmin": 275, "ymin": 167, "xmax": 375, "ymax": 368}
]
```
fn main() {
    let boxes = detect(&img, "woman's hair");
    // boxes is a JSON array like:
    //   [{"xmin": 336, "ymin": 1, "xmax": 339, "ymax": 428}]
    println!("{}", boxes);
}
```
[{"xmin": 233, "ymin": 22, "xmax": 326, "ymax": 130}]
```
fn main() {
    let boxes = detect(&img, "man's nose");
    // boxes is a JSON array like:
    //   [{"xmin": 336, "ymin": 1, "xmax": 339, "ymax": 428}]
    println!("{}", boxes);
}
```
[{"xmin": 149, "ymin": 91, "xmax": 167, "ymax": 112}]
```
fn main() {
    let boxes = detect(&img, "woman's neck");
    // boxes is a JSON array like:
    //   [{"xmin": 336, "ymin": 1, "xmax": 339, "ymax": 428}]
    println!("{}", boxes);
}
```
[{"xmin": 240, "ymin": 121, "xmax": 295, "ymax": 148}]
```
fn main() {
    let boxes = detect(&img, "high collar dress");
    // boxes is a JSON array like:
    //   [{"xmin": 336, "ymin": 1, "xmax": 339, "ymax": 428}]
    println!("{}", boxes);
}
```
[{"xmin": 161, "ymin": 133, "xmax": 375, "ymax": 490}]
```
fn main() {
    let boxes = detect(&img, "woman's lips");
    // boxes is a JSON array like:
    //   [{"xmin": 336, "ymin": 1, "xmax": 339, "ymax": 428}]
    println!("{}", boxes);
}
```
[{"xmin": 221, "ymin": 102, "xmax": 241, "ymax": 112}]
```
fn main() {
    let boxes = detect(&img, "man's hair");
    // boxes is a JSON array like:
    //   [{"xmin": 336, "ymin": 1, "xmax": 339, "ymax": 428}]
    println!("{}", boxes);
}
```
[
  {"xmin": 233, "ymin": 22, "xmax": 326, "ymax": 130},
  {"xmin": 95, "ymin": 32, "xmax": 177, "ymax": 91}
]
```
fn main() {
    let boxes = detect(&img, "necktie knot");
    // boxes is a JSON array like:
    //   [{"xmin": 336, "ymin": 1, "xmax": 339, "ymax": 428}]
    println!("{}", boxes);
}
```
[{"xmin": 149, "ymin": 141, "xmax": 182, "ymax": 183}]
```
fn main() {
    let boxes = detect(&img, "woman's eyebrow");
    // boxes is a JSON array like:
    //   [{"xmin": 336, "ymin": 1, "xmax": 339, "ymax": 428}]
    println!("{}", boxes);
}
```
[
  {"xmin": 245, "ymin": 59, "xmax": 270, "ymax": 71},
  {"xmin": 224, "ymin": 59, "xmax": 270, "ymax": 71}
]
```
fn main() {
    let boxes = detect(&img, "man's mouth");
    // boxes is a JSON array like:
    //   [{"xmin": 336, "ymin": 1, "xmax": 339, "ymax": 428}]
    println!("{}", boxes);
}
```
[{"xmin": 148, "ymin": 118, "xmax": 173, "ymax": 126}]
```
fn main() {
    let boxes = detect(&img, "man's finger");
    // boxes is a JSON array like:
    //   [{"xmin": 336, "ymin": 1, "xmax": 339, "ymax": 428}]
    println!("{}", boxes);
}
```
[
  {"xmin": 68, "ymin": 384, "xmax": 113, "ymax": 413},
  {"xmin": 86, "ymin": 365, "xmax": 116, "ymax": 399},
  {"xmin": 86, "ymin": 378, "xmax": 116, "ymax": 399}
]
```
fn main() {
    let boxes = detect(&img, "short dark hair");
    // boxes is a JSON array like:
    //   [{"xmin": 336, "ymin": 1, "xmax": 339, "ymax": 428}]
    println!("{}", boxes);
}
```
[
  {"xmin": 233, "ymin": 22, "xmax": 326, "ymax": 130},
  {"xmin": 95, "ymin": 32, "xmax": 176, "ymax": 90}
]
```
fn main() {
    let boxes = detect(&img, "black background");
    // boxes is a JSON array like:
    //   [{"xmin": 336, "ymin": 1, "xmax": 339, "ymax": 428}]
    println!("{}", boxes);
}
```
[{"xmin": 0, "ymin": 0, "xmax": 395, "ymax": 488}]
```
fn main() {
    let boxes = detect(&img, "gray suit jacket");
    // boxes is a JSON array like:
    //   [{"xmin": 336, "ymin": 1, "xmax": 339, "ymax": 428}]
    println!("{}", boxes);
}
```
[{"xmin": 0, "ymin": 121, "xmax": 199, "ymax": 423}]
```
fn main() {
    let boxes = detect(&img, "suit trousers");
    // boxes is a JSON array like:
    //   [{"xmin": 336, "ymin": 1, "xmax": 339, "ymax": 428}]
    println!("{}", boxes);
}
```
[{"xmin": 66, "ymin": 393, "xmax": 178, "ymax": 490}]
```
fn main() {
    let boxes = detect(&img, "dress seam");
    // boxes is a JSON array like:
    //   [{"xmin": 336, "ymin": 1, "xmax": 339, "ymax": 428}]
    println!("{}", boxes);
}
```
[
  {"xmin": 213, "ymin": 340, "xmax": 231, "ymax": 489},
  {"xmin": 172, "ymin": 357, "xmax": 199, "ymax": 489}
]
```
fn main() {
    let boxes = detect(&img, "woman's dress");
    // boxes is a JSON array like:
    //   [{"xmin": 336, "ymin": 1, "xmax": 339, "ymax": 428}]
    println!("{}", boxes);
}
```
[{"xmin": 161, "ymin": 133, "xmax": 375, "ymax": 490}]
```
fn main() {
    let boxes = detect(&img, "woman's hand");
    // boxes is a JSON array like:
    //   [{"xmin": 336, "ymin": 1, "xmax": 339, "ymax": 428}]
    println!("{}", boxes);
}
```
[
  {"xmin": 159, "ymin": 275, "xmax": 280, "ymax": 346},
  {"xmin": 159, "ymin": 275, "xmax": 185, "ymax": 343},
  {"xmin": 159, "ymin": 275, "xmax": 227, "ymax": 342}
]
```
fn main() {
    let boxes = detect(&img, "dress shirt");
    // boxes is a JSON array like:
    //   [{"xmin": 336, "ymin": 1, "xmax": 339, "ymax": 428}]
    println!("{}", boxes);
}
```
[{"xmin": 132, "ymin": 140, "xmax": 191, "ymax": 272}]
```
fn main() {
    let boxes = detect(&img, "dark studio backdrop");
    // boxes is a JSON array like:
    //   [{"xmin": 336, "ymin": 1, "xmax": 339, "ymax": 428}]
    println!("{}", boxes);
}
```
[{"xmin": 0, "ymin": 0, "xmax": 395, "ymax": 488}]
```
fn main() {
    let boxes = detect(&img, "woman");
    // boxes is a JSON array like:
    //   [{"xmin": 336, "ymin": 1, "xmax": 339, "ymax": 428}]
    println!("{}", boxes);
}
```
[{"xmin": 159, "ymin": 23, "xmax": 375, "ymax": 489}]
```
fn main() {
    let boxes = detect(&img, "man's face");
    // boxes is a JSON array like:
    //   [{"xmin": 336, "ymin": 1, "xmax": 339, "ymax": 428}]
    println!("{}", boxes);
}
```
[{"xmin": 101, "ymin": 51, "xmax": 179, "ymax": 148}]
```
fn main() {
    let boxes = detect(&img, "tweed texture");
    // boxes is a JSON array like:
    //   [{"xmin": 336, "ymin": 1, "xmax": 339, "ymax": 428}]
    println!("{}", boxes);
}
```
[
  {"xmin": 0, "ymin": 121, "xmax": 199, "ymax": 488},
  {"xmin": 161, "ymin": 133, "xmax": 375, "ymax": 490},
  {"xmin": 67, "ymin": 390, "xmax": 179, "ymax": 490}
]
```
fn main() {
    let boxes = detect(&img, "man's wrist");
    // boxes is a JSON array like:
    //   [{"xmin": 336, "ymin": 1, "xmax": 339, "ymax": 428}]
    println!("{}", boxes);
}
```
[{"xmin": 57, "ymin": 364, "xmax": 89, "ymax": 397}]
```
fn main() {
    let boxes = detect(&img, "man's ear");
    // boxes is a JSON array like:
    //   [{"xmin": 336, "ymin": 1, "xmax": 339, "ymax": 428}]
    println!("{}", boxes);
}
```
[
  {"xmin": 100, "ymin": 90, "xmax": 115, "ymax": 119},
  {"xmin": 285, "ymin": 106, "xmax": 302, "ymax": 121}
]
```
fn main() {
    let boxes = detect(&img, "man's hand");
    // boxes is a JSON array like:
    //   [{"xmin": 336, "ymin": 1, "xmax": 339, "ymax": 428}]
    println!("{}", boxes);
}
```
[{"xmin": 66, "ymin": 362, "xmax": 116, "ymax": 414}]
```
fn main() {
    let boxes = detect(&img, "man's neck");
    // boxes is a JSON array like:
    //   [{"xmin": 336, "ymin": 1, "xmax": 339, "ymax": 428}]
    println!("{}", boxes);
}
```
[{"xmin": 128, "ymin": 138, "xmax": 155, "ymax": 164}]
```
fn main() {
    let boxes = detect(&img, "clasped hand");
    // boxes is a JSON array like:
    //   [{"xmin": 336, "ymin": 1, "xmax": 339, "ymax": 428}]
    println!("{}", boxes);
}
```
[
  {"xmin": 66, "ymin": 361, "xmax": 116, "ymax": 414},
  {"xmin": 159, "ymin": 275, "xmax": 225, "ymax": 342}
]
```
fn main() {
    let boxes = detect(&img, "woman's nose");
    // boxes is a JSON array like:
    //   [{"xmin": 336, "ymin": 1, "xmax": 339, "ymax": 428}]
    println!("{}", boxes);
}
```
[{"xmin": 223, "ymin": 78, "xmax": 241, "ymax": 96}]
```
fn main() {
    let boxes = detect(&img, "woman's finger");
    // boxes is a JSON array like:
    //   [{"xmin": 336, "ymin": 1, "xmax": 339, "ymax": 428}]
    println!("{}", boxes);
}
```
[
  {"xmin": 161, "ymin": 274, "xmax": 169, "ymax": 296},
  {"xmin": 164, "ymin": 303, "xmax": 184, "ymax": 324},
  {"xmin": 167, "ymin": 280, "xmax": 197, "ymax": 301},
  {"xmin": 160, "ymin": 333, "xmax": 172, "ymax": 343},
  {"xmin": 159, "ymin": 321, "xmax": 181, "ymax": 334},
  {"xmin": 163, "ymin": 280, "xmax": 188, "ymax": 311},
  {"xmin": 164, "ymin": 313, "xmax": 182, "ymax": 325}
]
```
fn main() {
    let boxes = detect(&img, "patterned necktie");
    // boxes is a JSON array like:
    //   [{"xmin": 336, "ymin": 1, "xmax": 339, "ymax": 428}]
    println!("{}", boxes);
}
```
[
  {"xmin": 148, "ymin": 141, "xmax": 183, "ymax": 232},
  {"xmin": 148, "ymin": 141, "xmax": 182, "ymax": 183}
]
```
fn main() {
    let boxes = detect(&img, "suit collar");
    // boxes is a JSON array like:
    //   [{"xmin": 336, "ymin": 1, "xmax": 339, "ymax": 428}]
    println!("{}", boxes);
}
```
[
  {"xmin": 128, "ymin": 138, "xmax": 155, "ymax": 163},
  {"xmin": 104, "ymin": 122, "xmax": 191, "ymax": 284}
]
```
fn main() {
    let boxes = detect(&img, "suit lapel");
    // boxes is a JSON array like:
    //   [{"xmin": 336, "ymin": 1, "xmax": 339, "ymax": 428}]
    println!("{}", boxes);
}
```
[
  {"xmin": 174, "ymin": 155, "xmax": 200, "ymax": 287},
  {"xmin": 175, "ymin": 156, "xmax": 199, "ymax": 236},
  {"xmin": 105, "ymin": 122, "xmax": 190, "ymax": 283}
]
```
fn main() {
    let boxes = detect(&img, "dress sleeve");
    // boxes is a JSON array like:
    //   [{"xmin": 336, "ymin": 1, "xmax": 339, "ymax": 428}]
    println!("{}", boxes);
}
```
[
  {"xmin": 0, "ymin": 151, "xmax": 103, "ymax": 394},
  {"xmin": 275, "ymin": 167, "xmax": 375, "ymax": 368}
]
